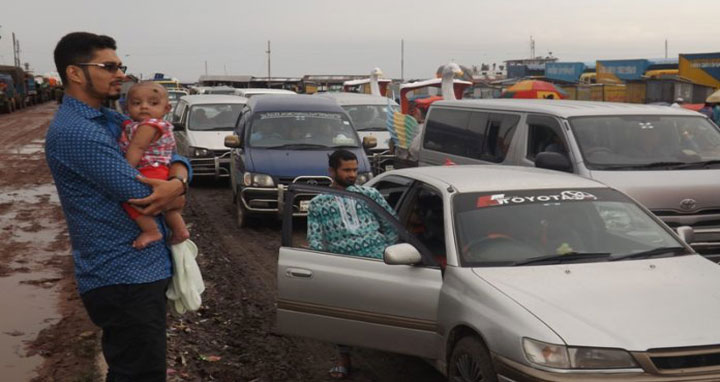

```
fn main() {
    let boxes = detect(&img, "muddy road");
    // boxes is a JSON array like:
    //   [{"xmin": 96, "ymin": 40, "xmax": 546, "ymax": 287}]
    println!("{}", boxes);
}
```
[{"xmin": 0, "ymin": 103, "xmax": 444, "ymax": 381}]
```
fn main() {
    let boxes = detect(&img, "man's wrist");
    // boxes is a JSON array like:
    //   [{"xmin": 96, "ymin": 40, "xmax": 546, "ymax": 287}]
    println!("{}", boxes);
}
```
[{"xmin": 168, "ymin": 175, "xmax": 188, "ymax": 195}]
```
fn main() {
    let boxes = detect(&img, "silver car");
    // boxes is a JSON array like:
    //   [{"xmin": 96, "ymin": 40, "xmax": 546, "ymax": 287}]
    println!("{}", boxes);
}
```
[
  {"xmin": 276, "ymin": 165, "xmax": 720, "ymax": 381},
  {"xmin": 417, "ymin": 100, "xmax": 720, "ymax": 259}
]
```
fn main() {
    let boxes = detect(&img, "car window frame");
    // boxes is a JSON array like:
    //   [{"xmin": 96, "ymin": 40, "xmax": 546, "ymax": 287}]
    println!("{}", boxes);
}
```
[
  {"xmin": 281, "ymin": 184, "xmax": 439, "ymax": 267},
  {"xmin": 525, "ymin": 114, "xmax": 570, "ymax": 162},
  {"xmin": 370, "ymin": 175, "xmax": 415, "ymax": 212}
]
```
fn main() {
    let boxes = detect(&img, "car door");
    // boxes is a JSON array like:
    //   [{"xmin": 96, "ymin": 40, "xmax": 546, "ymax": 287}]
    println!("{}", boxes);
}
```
[
  {"xmin": 173, "ymin": 101, "xmax": 190, "ymax": 157},
  {"xmin": 230, "ymin": 109, "xmax": 251, "ymax": 198},
  {"xmin": 276, "ymin": 184, "xmax": 443, "ymax": 359}
]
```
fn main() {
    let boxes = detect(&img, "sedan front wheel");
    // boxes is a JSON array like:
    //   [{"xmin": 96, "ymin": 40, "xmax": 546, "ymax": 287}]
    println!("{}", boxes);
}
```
[{"xmin": 448, "ymin": 336, "xmax": 497, "ymax": 382}]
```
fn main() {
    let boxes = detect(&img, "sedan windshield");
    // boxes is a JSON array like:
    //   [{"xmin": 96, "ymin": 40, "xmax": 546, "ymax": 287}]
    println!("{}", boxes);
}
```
[
  {"xmin": 342, "ymin": 105, "xmax": 398, "ymax": 131},
  {"xmin": 570, "ymin": 115, "xmax": 720, "ymax": 170},
  {"xmin": 249, "ymin": 112, "xmax": 359, "ymax": 148},
  {"xmin": 188, "ymin": 104, "xmax": 243, "ymax": 131},
  {"xmin": 454, "ymin": 188, "xmax": 684, "ymax": 267}
]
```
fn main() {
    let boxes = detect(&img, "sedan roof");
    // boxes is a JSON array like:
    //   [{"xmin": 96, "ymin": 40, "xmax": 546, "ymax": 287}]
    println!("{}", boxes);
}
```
[
  {"xmin": 387, "ymin": 165, "xmax": 606, "ymax": 193},
  {"xmin": 433, "ymin": 99, "xmax": 702, "ymax": 118}
]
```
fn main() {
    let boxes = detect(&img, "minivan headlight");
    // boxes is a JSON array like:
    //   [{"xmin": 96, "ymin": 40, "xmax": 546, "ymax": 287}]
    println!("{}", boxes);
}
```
[
  {"xmin": 523, "ymin": 338, "xmax": 638, "ymax": 369},
  {"xmin": 356, "ymin": 172, "xmax": 373, "ymax": 185},
  {"xmin": 190, "ymin": 146, "xmax": 210, "ymax": 157},
  {"xmin": 243, "ymin": 172, "xmax": 275, "ymax": 187}
]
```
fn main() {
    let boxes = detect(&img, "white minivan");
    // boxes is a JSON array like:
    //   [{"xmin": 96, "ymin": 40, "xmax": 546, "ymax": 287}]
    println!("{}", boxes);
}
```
[
  {"xmin": 171, "ymin": 95, "xmax": 248, "ymax": 178},
  {"xmin": 417, "ymin": 99, "xmax": 720, "ymax": 260}
]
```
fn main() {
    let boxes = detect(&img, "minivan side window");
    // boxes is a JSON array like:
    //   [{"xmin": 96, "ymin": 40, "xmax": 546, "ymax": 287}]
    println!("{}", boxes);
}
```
[
  {"xmin": 526, "ymin": 115, "xmax": 568, "ymax": 161},
  {"xmin": 475, "ymin": 113, "xmax": 520, "ymax": 163},
  {"xmin": 423, "ymin": 108, "xmax": 473, "ymax": 157}
]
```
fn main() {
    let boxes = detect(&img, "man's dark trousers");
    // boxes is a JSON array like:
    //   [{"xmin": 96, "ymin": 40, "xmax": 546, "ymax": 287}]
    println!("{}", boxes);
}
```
[{"xmin": 81, "ymin": 278, "xmax": 170, "ymax": 382}]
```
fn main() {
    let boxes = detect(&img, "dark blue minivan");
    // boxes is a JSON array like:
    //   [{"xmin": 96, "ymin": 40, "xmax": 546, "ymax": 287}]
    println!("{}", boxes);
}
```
[{"xmin": 224, "ymin": 95, "xmax": 375, "ymax": 227}]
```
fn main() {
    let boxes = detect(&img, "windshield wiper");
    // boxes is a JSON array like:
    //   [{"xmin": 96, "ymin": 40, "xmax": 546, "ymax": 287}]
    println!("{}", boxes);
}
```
[
  {"xmin": 608, "ymin": 246, "xmax": 687, "ymax": 261},
  {"xmin": 514, "ymin": 252, "xmax": 611, "ymax": 266},
  {"xmin": 330, "ymin": 144, "xmax": 360, "ymax": 149},
  {"xmin": 265, "ymin": 143, "xmax": 330, "ymax": 149},
  {"xmin": 674, "ymin": 160, "xmax": 720, "ymax": 169},
  {"xmin": 357, "ymin": 126, "xmax": 387, "ymax": 132},
  {"xmin": 592, "ymin": 161, "xmax": 687, "ymax": 170}
]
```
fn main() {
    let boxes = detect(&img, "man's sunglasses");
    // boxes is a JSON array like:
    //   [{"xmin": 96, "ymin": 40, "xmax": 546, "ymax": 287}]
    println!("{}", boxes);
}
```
[{"xmin": 76, "ymin": 62, "xmax": 128, "ymax": 74}]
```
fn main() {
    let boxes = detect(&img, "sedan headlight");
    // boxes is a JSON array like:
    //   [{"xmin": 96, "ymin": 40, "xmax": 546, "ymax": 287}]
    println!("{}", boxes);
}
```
[
  {"xmin": 190, "ymin": 146, "xmax": 210, "ymax": 157},
  {"xmin": 356, "ymin": 172, "xmax": 373, "ymax": 185},
  {"xmin": 242, "ymin": 172, "xmax": 275, "ymax": 187},
  {"xmin": 523, "ymin": 338, "xmax": 638, "ymax": 369}
]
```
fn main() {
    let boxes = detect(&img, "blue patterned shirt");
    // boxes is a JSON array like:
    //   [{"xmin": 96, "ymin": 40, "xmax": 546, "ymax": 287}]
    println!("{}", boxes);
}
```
[
  {"xmin": 307, "ymin": 185, "xmax": 398, "ymax": 259},
  {"xmin": 45, "ymin": 95, "xmax": 191, "ymax": 294}
]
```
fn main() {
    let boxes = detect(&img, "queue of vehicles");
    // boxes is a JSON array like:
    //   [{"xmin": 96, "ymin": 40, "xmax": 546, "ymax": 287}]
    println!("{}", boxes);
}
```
[
  {"xmin": 0, "ymin": 65, "xmax": 59, "ymax": 113},
  {"xmin": 158, "ymin": 72, "xmax": 720, "ymax": 381}
]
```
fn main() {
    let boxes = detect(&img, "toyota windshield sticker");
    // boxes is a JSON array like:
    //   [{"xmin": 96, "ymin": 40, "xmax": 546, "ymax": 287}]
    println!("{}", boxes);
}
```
[
  {"xmin": 260, "ymin": 112, "xmax": 342, "ymax": 120},
  {"xmin": 476, "ymin": 190, "xmax": 598, "ymax": 208}
]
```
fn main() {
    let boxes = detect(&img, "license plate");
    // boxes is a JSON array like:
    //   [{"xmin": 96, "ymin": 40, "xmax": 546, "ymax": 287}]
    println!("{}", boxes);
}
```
[
  {"xmin": 299, "ymin": 200, "xmax": 310, "ymax": 212},
  {"xmin": 385, "ymin": 165, "xmax": 394, "ymax": 171}
]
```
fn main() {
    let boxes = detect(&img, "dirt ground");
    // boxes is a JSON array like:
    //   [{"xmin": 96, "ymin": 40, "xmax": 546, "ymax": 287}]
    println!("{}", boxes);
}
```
[{"xmin": 1, "ymin": 103, "xmax": 444, "ymax": 381}]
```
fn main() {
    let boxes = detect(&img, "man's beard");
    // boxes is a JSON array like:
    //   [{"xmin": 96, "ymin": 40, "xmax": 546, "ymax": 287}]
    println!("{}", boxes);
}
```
[
  {"xmin": 83, "ymin": 69, "xmax": 119, "ymax": 101},
  {"xmin": 335, "ymin": 177, "xmax": 355, "ymax": 188}
]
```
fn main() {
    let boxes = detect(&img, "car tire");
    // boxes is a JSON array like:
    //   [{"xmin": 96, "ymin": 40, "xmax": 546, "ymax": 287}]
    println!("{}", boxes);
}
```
[{"xmin": 448, "ymin": 336, "xmax": 498, "ymax": 382}]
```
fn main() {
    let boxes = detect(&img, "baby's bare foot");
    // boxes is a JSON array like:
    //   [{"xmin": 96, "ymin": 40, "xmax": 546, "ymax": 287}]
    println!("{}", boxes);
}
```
[
  {"xmin": 170, "ymin": 227, "xmax": 190, "ymax": 245},
  {"xmin": 133, "ymin": 231, "xmax": 164, "ymax": 249}
]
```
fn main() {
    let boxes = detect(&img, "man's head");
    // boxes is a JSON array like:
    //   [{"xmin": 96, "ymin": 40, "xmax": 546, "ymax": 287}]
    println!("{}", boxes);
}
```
[
  {"xmin": 54, "ymin": 32, "xmax": 125, "ymax": 102},
  {"xmin": 328, "ymin": 149, "xmax": 358, "ymax": 188},
  {"xmin": 126, "ymin": 82, "xmax": 170, "ymax": 121}
]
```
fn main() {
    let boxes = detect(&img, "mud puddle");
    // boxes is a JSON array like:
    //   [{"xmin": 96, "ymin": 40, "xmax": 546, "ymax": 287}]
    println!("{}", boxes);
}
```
[{"xmin": 0, "ymin": 183, "xmax": 66, "ymax": 380}]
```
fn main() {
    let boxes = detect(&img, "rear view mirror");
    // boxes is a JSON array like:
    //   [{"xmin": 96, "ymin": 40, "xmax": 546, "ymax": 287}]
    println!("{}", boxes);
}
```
[
  {"xmin": 363, "ymin": 136, "xmax": 378, "ymax": 150},
  {"xmin": 224, "ymin": 135, "xmax": 241, "ymax": 148},
  {"xmin": 535, "ymin": 152, "xmax": 572, "ymax": 173},
  {"xmin": 173, "ymin": 122, "xmax": 185, "ymax": 131},
  {"xmin": 676, "ymin": 226, "xmax": 694, "ymax": 244},
  {"xmin": 384, "ymin": 243, "xmax": 422, "ymax": 265}
]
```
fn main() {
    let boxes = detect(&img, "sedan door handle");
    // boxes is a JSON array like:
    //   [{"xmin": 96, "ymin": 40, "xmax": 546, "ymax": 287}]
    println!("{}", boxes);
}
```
[{"xmin": 286, "ymin": 268, "xmax": 313, "ymax": 278}]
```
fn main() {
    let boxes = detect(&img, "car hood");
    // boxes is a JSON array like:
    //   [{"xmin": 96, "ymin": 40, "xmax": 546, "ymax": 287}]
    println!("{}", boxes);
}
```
[
  {"xmin": 589, "ymin": 169, "xmax": 720, "ymax": 212},
  {"xmin": 357, "ymin": 131, "xmax": 391, "ymax": 150},
  {"xmin": 473, "ymin": 255, "xmax": 720, "ymax": 350},
  {"xmin": 247, "ymin": 148, "xmax": 369, "ymax": 178},
  {"xmin": 186, "ymin": 130, "xmax": 233, "ymax": 151}
]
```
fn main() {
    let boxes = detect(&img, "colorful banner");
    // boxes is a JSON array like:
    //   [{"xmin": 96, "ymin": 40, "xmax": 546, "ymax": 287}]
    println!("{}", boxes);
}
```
[
  {"xmin": 596, "ymin": 59, "xmax": 650, "ymax": 84},
  {"xmin": 545, "ymin": 63, "xmax": 586, "ymax": 83},
  {"xmin": 679, "ymin": 53, "xmax": 720, "ymax": 89}
]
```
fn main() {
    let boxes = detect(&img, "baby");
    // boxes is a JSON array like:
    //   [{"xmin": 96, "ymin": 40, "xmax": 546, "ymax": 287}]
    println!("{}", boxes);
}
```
[{"xmin": 119, "ymin": 82, "xmax": 190, "ymax": 249}]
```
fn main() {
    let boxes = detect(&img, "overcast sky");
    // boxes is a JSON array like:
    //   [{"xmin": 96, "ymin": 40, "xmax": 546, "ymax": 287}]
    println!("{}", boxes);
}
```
[{"xmin": 1, "ymin": 0, "xmax": 717, "ymax": 82}]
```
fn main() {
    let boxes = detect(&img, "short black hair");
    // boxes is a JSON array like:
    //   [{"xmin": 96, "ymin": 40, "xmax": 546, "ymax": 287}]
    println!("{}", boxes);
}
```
[
  {"xmin": 328, "ymin": 149, "xmax": 357, "ymax": 169},
  {"xmin": 54, "ymin": 32, "xmax": 117, "ymax": 85}
]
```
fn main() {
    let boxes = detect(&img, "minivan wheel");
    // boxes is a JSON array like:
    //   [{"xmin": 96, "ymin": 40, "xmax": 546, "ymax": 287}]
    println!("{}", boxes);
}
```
[
  {"xmin": 448, "ymin": 336, "xmax": 497, "ymax": 382},
  {"xmin": 235, "ymin": 194, "xmax": 257, "ymax": 228}
]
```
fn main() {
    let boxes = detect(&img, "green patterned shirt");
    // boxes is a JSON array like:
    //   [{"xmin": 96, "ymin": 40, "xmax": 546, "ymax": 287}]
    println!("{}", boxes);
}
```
[{"xmin": 307, "ymin": 185, "xmax": 398, "ymax": 259}]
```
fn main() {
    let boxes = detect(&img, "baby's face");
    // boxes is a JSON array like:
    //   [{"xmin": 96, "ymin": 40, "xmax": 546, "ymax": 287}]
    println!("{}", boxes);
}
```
[{"xmin": 127, "ymin": 85, "xmax": 170, "ymax": 121}]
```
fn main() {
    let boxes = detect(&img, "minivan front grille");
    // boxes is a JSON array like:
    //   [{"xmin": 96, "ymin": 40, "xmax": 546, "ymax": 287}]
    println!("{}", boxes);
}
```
[{"xmin": 653, "ymin": 209, "xmax": 720, "ymax": 217}]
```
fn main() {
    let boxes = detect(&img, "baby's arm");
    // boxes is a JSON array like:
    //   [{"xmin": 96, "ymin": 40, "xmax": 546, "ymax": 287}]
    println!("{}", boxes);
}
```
[{"xmin": 126, "ymin": 124, "xmax": 161, "ymax": 167}]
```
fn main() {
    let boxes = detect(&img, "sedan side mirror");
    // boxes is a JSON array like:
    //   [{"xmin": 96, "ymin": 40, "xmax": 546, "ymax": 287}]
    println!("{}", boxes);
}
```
[
  {"xmin": 535, "ymin": 152, "xmax": 572, "ymax": 173},
  {"xmin": 224, "ymin": 135, "xmax": 241, "ymax": 148},
  {"xmin": 363, "ymin": 136, "xmax": 378, "ymax": 150},
  {"xmin": 173, "ymin": 122, "xmax": 185, "ymax": 131},
  {"xmin": 676, "ymin": 225, "xmax": 694, "ymax": 244},
  {"xmin": 384, "ymin": 243, "xmax": 422, "ymax": 265}
]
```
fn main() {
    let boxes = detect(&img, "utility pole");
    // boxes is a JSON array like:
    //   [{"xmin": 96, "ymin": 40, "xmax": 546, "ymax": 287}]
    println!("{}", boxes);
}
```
[
  {"xmin": 13, "ymin": 32, "xmax": 22, "ymax": 67},
  {"xmin": 530, "ymin": 36, "xmax": 535, "ymax": 59},
  {"xmin": 665, "ymin": 39, "xmax": 668, "ymax": 59},
  {"xmin": 401, "ymin": 39, "xmax": 404, "ymax": 82},
  {"xmin": 266, "ymin": 40, "xmax": 272, "ymax": 84},
  {"xmin": 204, "ymin": 60, "xmax": 208, "ymax": 75}
]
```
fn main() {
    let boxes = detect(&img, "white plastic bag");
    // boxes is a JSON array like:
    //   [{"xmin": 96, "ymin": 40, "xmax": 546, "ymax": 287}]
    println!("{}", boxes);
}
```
[{"xmin": 166, "ymin": 239, "xmax": 205, "ymax": 314}]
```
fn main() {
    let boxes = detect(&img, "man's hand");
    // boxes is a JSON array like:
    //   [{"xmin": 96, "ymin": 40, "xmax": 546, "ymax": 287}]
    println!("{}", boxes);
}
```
[{"xmin": 127, "ymin": 176, "xmax": 185, "ymax": 216}]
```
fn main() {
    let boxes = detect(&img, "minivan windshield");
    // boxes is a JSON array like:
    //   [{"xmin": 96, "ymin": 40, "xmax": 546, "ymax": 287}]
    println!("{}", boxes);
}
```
[
  {"xmin": 342, "ymin": 105, "xmax": 398, "ymax": 131},
  {"xmin": 188, "ymin": 104, "xmax": 244, "ymax": 131},
  {"xmin": 454, "ymin": 188, "xmax": 684, "ymax": 267},
  {"xmin": 249, "ymin": 112, "xmax": 359, "ymax": 148},
  {"xmin": 570, "ymin": 115, "xmax": 720, "ymax": 170}
]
